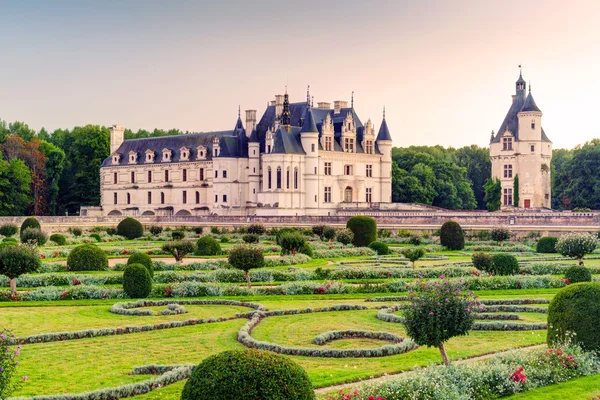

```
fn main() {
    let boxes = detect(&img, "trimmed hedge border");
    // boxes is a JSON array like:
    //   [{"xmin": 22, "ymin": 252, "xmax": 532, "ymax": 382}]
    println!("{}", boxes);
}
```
[
  {"xmin": 313, "ymin": 330, "xmax": 405, "ymax": 346},
  {"xmin": 110, "ymin": 299, "xmax": 266, "ymax": 316}
]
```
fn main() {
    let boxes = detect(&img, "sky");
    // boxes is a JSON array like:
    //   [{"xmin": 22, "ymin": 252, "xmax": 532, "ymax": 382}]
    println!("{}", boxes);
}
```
[{"xmin": 0, "ymin": 0, "xmax": 599, "ymax": 149}]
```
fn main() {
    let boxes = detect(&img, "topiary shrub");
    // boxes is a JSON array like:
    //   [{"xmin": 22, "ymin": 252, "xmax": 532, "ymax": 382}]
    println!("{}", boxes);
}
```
[
  {"xmin": 90, "ymin": 233, "xmax": 102, "ymax": 242},
  {"xmin": 49, "ymin": 234, "xmax": 66, "ymax": 246},
  {"xmin": 20, "ymin": 228, "xmax": 48, "ymax": 246},
  {"xmin": 171, "ymin": 231, "xmax": 185, "ymax": 240},
  {"xmin": 536, "ymin": 236, "xmax": 558, "ymax": 253},
  {"xmin": 280, "ymin": 232, "xmax": 306, "ymax": 255},
  {"xmin": 123, "ymin": 263, "xmax": 152, "ymax": 298},
  {"xmin": 20, "ymin": 217, "xmax": 40, "ymax": 233},
  {"xmin": 149, "ymin": 226, "xmax": 163, "ymax": 236},
  {"xmin": 402, "ymin": 247, "xmax": 426, "ymax": 269},
  {"xmin": 565, "ymin": 265, "xmax": 592, "ymax": 284},
  {"xmin": 440, "ymin": 221, "xmax": 464, "ymax": 250},
  {"xmin": 0, "ymin": 244, "xmax": 41, "ymax": 295},
  {"xmin": 243, "ymin": 234, "xmax": 259, "ymax": 244},
  {"xmin": 247, "ymin": 223, "xmax": 266, "ymax": 235},
  {"xmin": 322, "ymin": 226, "xmax": 336, "ymax": 241},
  {"xmin": 346, "ymin": 216, "xmax": 377, "ymax": 247},
  {"xmin": 127, "ymin": 252, "xmax": 154, "ymax": 278},
  {"xmin": 490, "ymin": 253, "xmax": 519, "ymax": 275},
  {"xmin": 548, "ymin": 282, "xmax": 600, "ymax": 351},
  {"xmin": 195, "ymin": 236, "xmax": 222, "ymax": 256},
  {"xmin": 368, "ymin": 241, "xmax": 390, "ymax": 255},
  {"xmin": 299, "ymin": 243, "xmax": 313, "ymax": 258},
  {"xmin": 490, "ymin": 226, "xmax": 511, "ymax": 242},
  {"xmin": 162, "ymin": 241, "xmax": 195, "ymax": 263},
  {"xmin": 556, "ymin": 233, "xmax": 599, "ymax": 265},
  {"xmin": 472, "ymin": 252, "xmax": 493, "ymax": 273},
  {"xmin": 71, "ymin": 227, "xmax": 82, "ymax": 237},
  {"xmin": 181, "ymin": 349, "xmax": 315, "ymax": 400},
  {"xmin": 106, "ymin": 227, "xmax": 117, "ymax": 236},
  {"xmin": 0, "ymin": 224, "xmax": 18, "ymax": 237},
  {"xmin": 407, "ymin": 236, "xmax": 422, "ymax": 246},
  {"xmin": 116, "ymin": 217, "xmax": 144, "ymax": 240},
  {"xmin": 67, "ymin": 244, "xmax": 108, "ymax": 271},
  {"xmin": 228, "ymin": 246, "xmax": 264, "ymax": 288},
  {"xmin": 335, "ymin": 228, "xmax": 353, "ymax": 245}
]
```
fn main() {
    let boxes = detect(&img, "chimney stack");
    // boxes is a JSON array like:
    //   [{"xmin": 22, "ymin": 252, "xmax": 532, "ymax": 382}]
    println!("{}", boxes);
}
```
[
  {"xmin": 317, "ymin": 102, "xmax": 331, "ymax": 110},
  {"xmin": 109, "ymin": 125, "xmax": 125, "ymax": 154},
  {"xmin": 275, "ymin": 95, "xmax": 284, "ymax": 118},
  {"xmin": 334, "ymin": 100, "xmax": 348, "ymax": 114},
  {"xmin": 245, "ymin": 110, "xmax": 257, "ymax": 137}
]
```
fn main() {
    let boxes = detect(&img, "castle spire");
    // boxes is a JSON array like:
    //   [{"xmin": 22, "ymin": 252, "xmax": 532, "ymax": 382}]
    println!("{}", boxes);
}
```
[
  {"xmin": 351, "ymin": 91, "xmax": 354, "ymax": 109},
  {"xmin": 281, "ymin": 88, "xmax": 291, "ymax": 130},
  {"xmin": 306, "ymin": 85, "xmax": 310, "ymax": 106}
]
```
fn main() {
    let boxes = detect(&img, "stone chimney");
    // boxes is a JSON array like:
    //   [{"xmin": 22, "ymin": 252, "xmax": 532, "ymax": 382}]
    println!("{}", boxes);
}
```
[
  {"xmin": 317, "ymin": 102, "xmax": 331, "ymax": 110},
  {"xmin": 109, "ymin": 125, "xmax": 125, "ymax": 154},
  {"xmin": 245, "ymin": 110, "xmax": 256, "ymax": 137},
  {"xmin": 334, "ymin": 100, "xmax": 348, "ymax": 114},
  {"xmin": 275, "ymin": 95, "xmax": 284, "ymax": 118}
]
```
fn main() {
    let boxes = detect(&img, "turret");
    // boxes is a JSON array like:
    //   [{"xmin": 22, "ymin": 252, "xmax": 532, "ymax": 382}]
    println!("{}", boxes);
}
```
[
  {"xmin": 248, "ymin": 128, "xmax": 260, "ymax": 203},
  {"xmin": 376, "ymin": 108, "xmax": 393, "ymax": 203},
  {"xmin": 517, "ymin": 86, "xmax": 543, "ymax": 142},
  {"xmin": 301, "ymin": 109, "xmax": 319, "ymax": 209},
  {"xmin": 109, "ymin": 125, "xmax": 125, "ymax": 154}
]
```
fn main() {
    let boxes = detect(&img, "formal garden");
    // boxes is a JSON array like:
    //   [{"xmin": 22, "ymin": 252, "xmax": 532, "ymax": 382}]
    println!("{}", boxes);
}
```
[{"xmin": 2, "ymin": 216, "xmax": 600, "ymax": 399}]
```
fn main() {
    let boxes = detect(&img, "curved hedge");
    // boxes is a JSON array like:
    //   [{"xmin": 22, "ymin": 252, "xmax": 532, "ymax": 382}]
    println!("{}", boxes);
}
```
[
  {"xmin": 368, "ymin": 241, "xmax": 390, "ymax": 255},
  {"xmin": 116, "ymin": 217, "xmax": 144, "ymax": 240},
  {"xmin": 346, "ymin": 216, "xmax": 377, "ymax": 247},
  {"xmin": 20, "ymin": 217, "xmax": 40, "ymax": 233},
  {"xmin": 536, "ymin": 236, "xmax": 558, "ymax": 253},
  {"xmin": 123, "ymin": 264, "xmax": 152, "ymax": 298},
  {"xmin": 564, "ymin": 265, "xmax": 592, "ymax": 284},
  {"xmin": 127, "ymin": 252, "xmax": 154, "ymax": 278},
  {"xmin": 67, "ymin": 244, "xmax": 108, "ymax": 271},
  {"xmin": 548, "ymin": 282, "xmax": 600, "ymax": 351},
  {"xmin": 195, "ymin": 236, "xmax": 221, "ymax": 256},
  {"xmin": 180, "ymin": 349, "xmax": 316, "ymax": 400},
  {"xmin": 440, "ymin": 221, "xmax": 464, "ymax": 250}
]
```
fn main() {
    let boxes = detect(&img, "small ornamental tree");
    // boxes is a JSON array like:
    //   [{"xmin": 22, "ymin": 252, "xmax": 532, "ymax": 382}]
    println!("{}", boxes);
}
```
[
  {"xmin": 0, "ymin": 224, "xmax": 18, "ymax": 237},
  {"xmin": 162, "ymin": 241, "xmax": 195, "ymax": 263},
  {"xmin": 556, "ymin": 232, "xmax": 599, "ymax": 265},
  {"xmin": 116, "ymin": 217, "xmax": 144, "ymax": 240},
  {"xmin": 490, "ymin": 226, "xmax": 511, "ymax": 243},
  {"xmin": 0, "ymin": 328, "xmax": 23, "ymax": 397},
  {"xmin": 402, "ymin": 247, "xmax": 426, "ymax": 269},
  {"xmin": 439, "ymin": 221, "xmax": 464, "ymax": 250},
  {"xmin": 279, "ymin": 232, "xmax": 306, "ymax": 255},
  {"xmin": 228, "ymin": 246, "xmax": 264, "ymax": 288},
  {"xmin": 346, "ymin": 216, "xmax": 377, "ymax": 247},
  {"xmin": 0, "ymin": 244, "xmax": 41, "ymax": 296},
  {"xmin": 403, "ymin": 280, "xmax": 481, "ymax": 366}
]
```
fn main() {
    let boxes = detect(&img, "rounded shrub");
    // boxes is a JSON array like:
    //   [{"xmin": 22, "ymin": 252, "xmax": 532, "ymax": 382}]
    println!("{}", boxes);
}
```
[
  {"xmin": 127, "ymin": 252, "xmax": 154, "ymax": 278},
  {"xmin": 171, "ymin": 231, "xmax": 185, "ymax": 240},
  {"xmin": 565, "ymin": 265, "xmax": 592, "ymax": 284},
  {"xmin": 49, "ymin": 233, "xmax": 66, "ymax": 246},
  {"xmin": 192, "ymin": 226, "xmax": 203, "ymax": 235},
  {"xmin": 536, "ymin": 236, "xmax": 558, "ymax": 253},
  {"xmin": 247, "ymin": 223, "xmax": 266, "ymax": 235},
  {"xmin": 195, "ymin": 236, "xmax": 221, "ymax": 256},
  {"xmin": 490, "ymin": 253, "xmax": 519, "ymax": 275},
  {"xmin": 0, "ymin": 224, "xmax": 18, "ymax": 237},
  {"xmin": 280, "ymin": 232, "xmax": 306, "ymax": 255},
  {"xmin": 116, "ymin": 217, "xmax": 144, "ymax": 240},
  {"xmin": 149, "ymin": 225, "xmax": 163, "ymax": 236},
  {"xmin": 242, "ymin": 233, "xmax": 259, "ymax": 244},
  {"xmin": 106, "ymin": 227, "xmax": 117, "ymax": 236},
  {"xmin": 20, "ymin": 228, "xmax": 48, "ymax": 246},
  {"xmin": 490, "ymin": 226, "xmax": 511, "ymax": 242},
  {"xmin": 20, "ymin": 217, "xmax": 40, "ymax": 233},
  {"xmin": 368, "ymin": 241, "xmax": 390, "ymax": 255},
  {"xmin": 439, "ymin": 221, "xmax": 464, "ymax": 250},
  {"xmin": 90, "ymin": 233, "xmax": 102, "ymax": 242},
  {"xmin": 71, "ymin": 227, "xmax": 82, "ymax": 237},
  {"xmin": 299, "ymin": 243, "xmax": 313, "ymax": 258},
  {"xmin": 548, "ymin": 283, "xmax": 600, "ymax": 351},
  {"xmin": 407, "ymin": 236, "xmax": 422, "ymax": 246},
  {"xmin": 180, "ymin": 349, "xmax": 315, "ymax": 400},
  {"xmin": 346, "ymin": 215, "xmax": 377, "ymax": 247},
  {"xmin": 67, "ymin": 244, "xmax": 108, "ymax": 271},
  {"xmin": 322, "ymin": 226, "xmax": 336, "ymax": 241},
  {"xmin": 220, "ymin": 236, "xmax": 230, "ymax": 243},
  {"xmin": 335, "ymin": 228, "xmax": 353, "ymax": 245},
  {"xmin": 472, "ymin": 252, "xmax": 493, "ymax": 272},
  {"xmin": 123, "ymin": 263, "xmax": 152, "ymax": 298}
]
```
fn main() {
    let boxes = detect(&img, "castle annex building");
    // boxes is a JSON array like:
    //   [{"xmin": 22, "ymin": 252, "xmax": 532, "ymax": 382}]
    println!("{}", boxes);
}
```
[
  {"xmin": 489, "ymin": 72, "xmax": 552, "ymax": 209},
  {"xmin": 98, "ymin": 92, "xmax": 393, "ymax": 217}
]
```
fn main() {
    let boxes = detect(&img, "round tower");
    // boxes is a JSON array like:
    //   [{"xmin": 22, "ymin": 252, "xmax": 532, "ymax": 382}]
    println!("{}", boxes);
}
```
[
  {"xmin": 376, "ymin": 108, "xmax": 393, "ymax": 203},
  {"xmin": 300, "ymin": 109, "xmax": 319, "ymax": 210}
]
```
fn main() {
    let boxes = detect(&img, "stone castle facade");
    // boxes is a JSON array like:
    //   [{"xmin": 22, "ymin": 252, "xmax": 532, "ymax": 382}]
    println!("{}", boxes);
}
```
[
  {"xmin": 489, "ymin": 72, "xmax": 552, "ymax": 209},
  {"xmin": 98, "ymin": 91, "xmax": 393, "ymax": 217}
]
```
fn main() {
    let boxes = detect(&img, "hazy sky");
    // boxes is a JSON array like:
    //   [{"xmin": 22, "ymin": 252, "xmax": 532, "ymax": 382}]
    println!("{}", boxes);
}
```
[{"xmin": 1, "ymin": 0, "xmax": 599, "ymax": 149}]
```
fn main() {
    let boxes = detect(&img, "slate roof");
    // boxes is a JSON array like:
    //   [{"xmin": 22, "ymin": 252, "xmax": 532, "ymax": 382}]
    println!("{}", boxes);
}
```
[
  {"xmin": 521, "ymin": 92, "xmax": 541, "ymax": 112},
  {"xmin": 300, "ymin": 109, "xmax": 318, "ymax": 133},
  {"xmin": 271, "ymin": 127, "xmax": 306, "ymax": 155},
  {"xmin": 376, "ymin": 118, "xmax": 392, "ymax": 141}
]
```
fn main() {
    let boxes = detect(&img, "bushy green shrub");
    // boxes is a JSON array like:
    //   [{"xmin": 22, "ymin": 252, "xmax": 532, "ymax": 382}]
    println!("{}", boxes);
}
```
[
  {"xmin": 548, "ymin": 282, "xmax": 600, "ymax": 351},
  {"xmin": 556, "ymin": 233, "xmax": 599, "ymax": 265},
  {"xmin": 20, "ymin": 217, "xmax": 40, "ymax": 233},
  {"xmin": 299, "ymin": 243, "xmax": 313, "ymax": 258},
  {"xmin": 322, "ymin": 226, "xmax": 336, "ymax": 241},
  {"xmin": 127, "ymin": 252, "xmax": 154, "ymax": 278},
  {"xmin": 477, "ymin": 230, "xmax": 491, "ymax": 241},
  {"xmin": 192, "ymin": 226, "xmax": 203, "ymax": 235},
  {"xmin": 472, "ymin": 252, "xmax": 493, "ymax": 272},
  {"xmin": 2, "ymin": 237, "xmax": 17, "ymax": 244},
  {"xmin": 106, "ymin": 227, "xmax": 117, "ymax": 236},
  {"xmin": 49, "ymin": 234, "xmax": 66, "ymax": 246},
  {"xmin": 149, "ymin": 226, "xmax": 163, "ymax": 236},
  {"xmin": 195, "ymin": 236, "xmax": 221, "ymax": 256},
  {"xmin": 210, "ymin": 226, "xmax": 220, "ymax": 234},
  {"xmin": 0, "ymin": 224, "xmax": 18, "ymax": 237},
  {"xmin": 20, "ymin": 228, "xmax": 48, "ymax": 246},
  {"xmin": 491, "ymin": 253, "xmax": 519, "ymax": 275},
  {"xmin": 536, "ymin": 236, "xmax": 558, "ymax": 253},
  {"xmin": 116, "ymin": 217, "xmax": 144, "ymax": 240},
  {"xmin": 0, "ymin": 244, "xmax": 41, "ymax": 295},
  {"xmin": 90, "ymin": 233, "xmax": 102, "ymax": 242},
  {"xmin": 71, "ymin": 227, "xmax": 82, "ymax": 237},
  {"xmin": 247, "ymin": 223, "xmax": 266, "ymax": 235},
  {"xmin": 180, "ymin": 349, "xmax": 315, "ymax": 400},
  {"xmin": 565, "ymin": 265, "xmax": 592, "ymax": 284},
  {"xmin": 280, "ymin": 232, "xmax": 306, "ymax": 255},
  {"xmin": 123, "ymin": 263, "xmax": 152, "ymax": 298},
  {"xmin": 275, "ymin": 227, "xmax": 297, "ymax": 245},
  {"xmin": 335, "ymin": 228, "xmax": 353, "ymax": 245},
  {"xmin": 490, "ymin": 226, "xmax": 511, "ymax": 242},
  {"xmin": 407, "ymin": 236, "xmax": 422, "ymax": 246},
  {"xmin": 228, "ymin": 246, "xmax": 265, "ymax": 288},
  {"xmin": 220, "ymin": 236, "xmax": 230, "ymax": 243},
  {"xmin": 440, "ymin": 221, "xmax": 464, "ymax": 250},
  {"xmin": 243, "ymin": 234, "xmax": 259, "ymax": 244},
  {"xmin": 378, "ymin": 228, "xmax": 392, "ymax": 238},
  {"xmin": 311, "ymin": 225, "xmax": 326, "ymax": 238},
  {"xmin": 346, "ymin": 215, "xmax": 377, "ymax": 247},
  {"xmin": 368, "ymin": 241, "xmax": 390, "ymax": 255},
  {"xmin": 67, "ymin": 244, "xmax": 108, "ymax": 271},
  {"xmin": 171, "ymin": 231, "xmax": 185, "ymax": 240},
  {"xmin": 162, "ymin": 241, "xmax": 195, "ymax": 262}
]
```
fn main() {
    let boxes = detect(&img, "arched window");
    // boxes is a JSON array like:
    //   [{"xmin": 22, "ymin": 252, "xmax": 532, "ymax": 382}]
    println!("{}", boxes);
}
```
[
  {"xmin": 276, "ymin": 167, "xmax": 282, "ymax": 189},
  {"xmin": 268, "ymin": 167, "xmax": 272, "ymax": 189},
  {"xmin": 294, "ymin": 167, "xmax": 298, "ymax": 189},
  {"xmin": 127, "ymin": 193, "xmax": 131, "ymax": 204},
  {"xmin": 286, "ymin": 167, "xmax": 290, "ymax": 189},
  {"xmin": 344, "ymin": 186, "xmax": 353, "ymax": 202},
  {"xmin": 196, "ymin": 191, "xmax": 200, "ymax": 204}
]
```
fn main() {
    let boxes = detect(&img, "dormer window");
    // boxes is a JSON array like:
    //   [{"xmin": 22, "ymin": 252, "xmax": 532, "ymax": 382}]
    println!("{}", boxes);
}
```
[
  {"xmin": 502, "ymin": 137, "xmax": 513, "ymax": 151},
  {"xmin": 145, "ymin": 149, "xmax": 155, "ymax": 163},
  {"xmin": 196, "ymin": 146, "xmax": 206, "ymax": 160},
  {"xmin": 162, "ymin": 148, "xmax": 172, "ymax": 162},
  {"xmin": 324, "ymin": 136, "xmax": 332, "ymax": 151},
  {"xmin": 365, "ymin": 140, "xmax": 374, "ymax": 154},
  {"xmin": 128, "ymin": 151, "xmax": 138, "ymax": 164},
  {"xmin": 112, "ymin": 154, "xmax": 120, "ymax": 165},
  {"xmin": 344, "ymin": 138, "xmax": 354, "ymax": 152},
  {"xmin": 180, "ymin": 147, "xmax": 190, "ymax": 161}
]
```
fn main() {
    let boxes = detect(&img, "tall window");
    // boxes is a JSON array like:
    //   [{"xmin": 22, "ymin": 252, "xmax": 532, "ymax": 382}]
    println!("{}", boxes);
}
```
[
  {"xmin": 160, "ymin": 192, "xmax": 165, "ymax": 204},
  {"xmin": 215, "ymin": 194, "xmax": 218, "ymax": 202},
  {"xmin": 113, "ymin": 192, "xmax": 117, "ymax": 204},
  {"xmin": 215, "ymin": 170, "xmax": 218, "ymax": 178},
  {"xmin": 366, "ymin": 164, "xmax": 372, "ymax": 177},
  {"xmin": 276, "ymin": 167, "xmax": 282, "ymax": 189},
  {"xmin": 294, "ymin": 167, "xmax": 298, "ymax": 189},
  {"xmin": 147, "ymin": 191, "xmax": 152, "ymax": 204},
  {"xmin": 504, "ymin": 164, "xmax": 513, "ymax": 178},
  {"xmin": 503, "ymin": 188, "xmax": 513, "ymax": 206},
  {"xmin": 344, "ymin": 138, "xmax": 354, "ymax": 152},
  {"xmin": 268, "ymin": 167, "xmax": 272, "ymax": 189},
  {"xmin": 113, "ymin": 172, "xmax": 117, "ymax": 184},
  {"xmin": 127, "ymin": 193, "xmax": 131, "ymax": 204},
  {"xmin": 199, "ymin": 168, "xmax": 204, "ymax": 181},
  {"xmin": 147, "ymin": 171, "xmax": 152, "ymax": 183},
  {"xmin": 531, "ymin": 145, "xmax": 535, "ymax": 152},
  {"xmin": 286, "ymin": 167, "xmax": 290, "ymax": 189},
  {"xmin": 502, "ymin": 137, "xmax": 513, "ymax": 151},
  {"xmin": 182, "ymin": 190, "xmax": 187, "ymax": 204},
  {"xmin": 183, "ymin": 169, "xmax": 187, "ymax": 182},
  {"xmin": 165, "ymin": 170, "xmax": 169, "ymax": 182},
  {"xmin": 222, "ymin": 170, "xmax": 227, "ymax": 178},
  {"xmin": 365, "ymin": 140, "xmax": 373, "ymax": 154},
  {"xmin": 196, "ymin": 191, "xmax": 200, "ymax": 204},
  {"xmin": 344, "ymin": 165, "xmax": 352, "ymax": 175},
  {"xmin": 223, "ymin": 194, "xmax": 227, "ymax": 203},
  {"xmin": 324, "ymin": 187, "xmax": 332, "ymax": 203},
  {"xmin": 324, "ymin": 162, "xmax": 332, "ymax": 176},
  {"xmin": 531, "ymin": 119, "xmax": 536, "ymax": 129},
  {"xmin": 131, "ymin": 171, "xmax": 135, "ymax": 183},
  {"xmin": 325, "ymin": 136, "xmax": 332, "ymax": 151},
  {"xmin": 366, "ymin": 188, "xmax": 372, "ymax": 202}
]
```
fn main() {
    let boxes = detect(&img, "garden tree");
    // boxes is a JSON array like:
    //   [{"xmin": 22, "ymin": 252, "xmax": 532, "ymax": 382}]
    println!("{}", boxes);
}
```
[
  {"xmin": 490, "ymin": 226, "xmax": 511, "ymax": 243},
  {"xmin": 279, "ymin": 232, "xmax": 306, "ymax": 255},
  {"xmin": 454, "ymin": 145, "xmax": 491, "ymax": 210},
  {"xmin": 439, "ymin": 221, "xmax": 464, "ymax": 250},
  {"xmin": 346, "ymin": 215, "xmax": 377, "ymax": 247},
  {"xmin": 116, "ymin": 217, "xmax": 144, "ymax": 240},
  {"xmin": 403, "ymin": 280, "xmax": 480, "ymax": 365},
  {"xmin": 556, "ymin": 233, "xmax": 599, "ymax": 265},
  {"xmin": 0, "ymin": 159, "xmax": 32, "ymax": 216},
  {"xmin": 38, "ymin": 141, "xmax": 65, "ymax": 215},
  {"xmin": 228, "ymin": 246, "xmax": 265, "ymax": 288},
  {"xmin": 402, "ymin": 247, "xmax": 426, "ymax": 269},
  {"xmin": 0, "ymin": 243, "xmax": 41, "ymax": 295},
  {"xmin": 195, "ymin": 236, "xmax": 222, "ymax": 255},
  {"xmin": 483, "ymin": 178, "xmax": 501, "ymax": 211},
  {"xmin": 162, "ymin": 240, "xmax": 195, "ymax": 263},
  {"xmin": 513, "ymin": 174, "xmax": 519, "ymax": 207}
]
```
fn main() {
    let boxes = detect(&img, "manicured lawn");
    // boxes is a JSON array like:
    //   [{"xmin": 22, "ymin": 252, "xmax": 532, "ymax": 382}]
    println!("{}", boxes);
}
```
[{"xmin": 507, "ymin": 373, "xmax": 600, "ymax": 399}]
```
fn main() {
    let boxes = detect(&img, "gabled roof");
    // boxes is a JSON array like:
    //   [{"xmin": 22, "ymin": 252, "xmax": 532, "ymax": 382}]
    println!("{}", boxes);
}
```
[{"xmin": 376, "ymin": 118, "xmax": 392, "ymax": 141}]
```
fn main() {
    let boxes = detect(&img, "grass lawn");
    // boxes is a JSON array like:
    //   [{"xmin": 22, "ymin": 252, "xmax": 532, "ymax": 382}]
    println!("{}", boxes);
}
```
[{"xmin": 507, "ymin": 373, "xmax": 600, "ymax": 399}]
